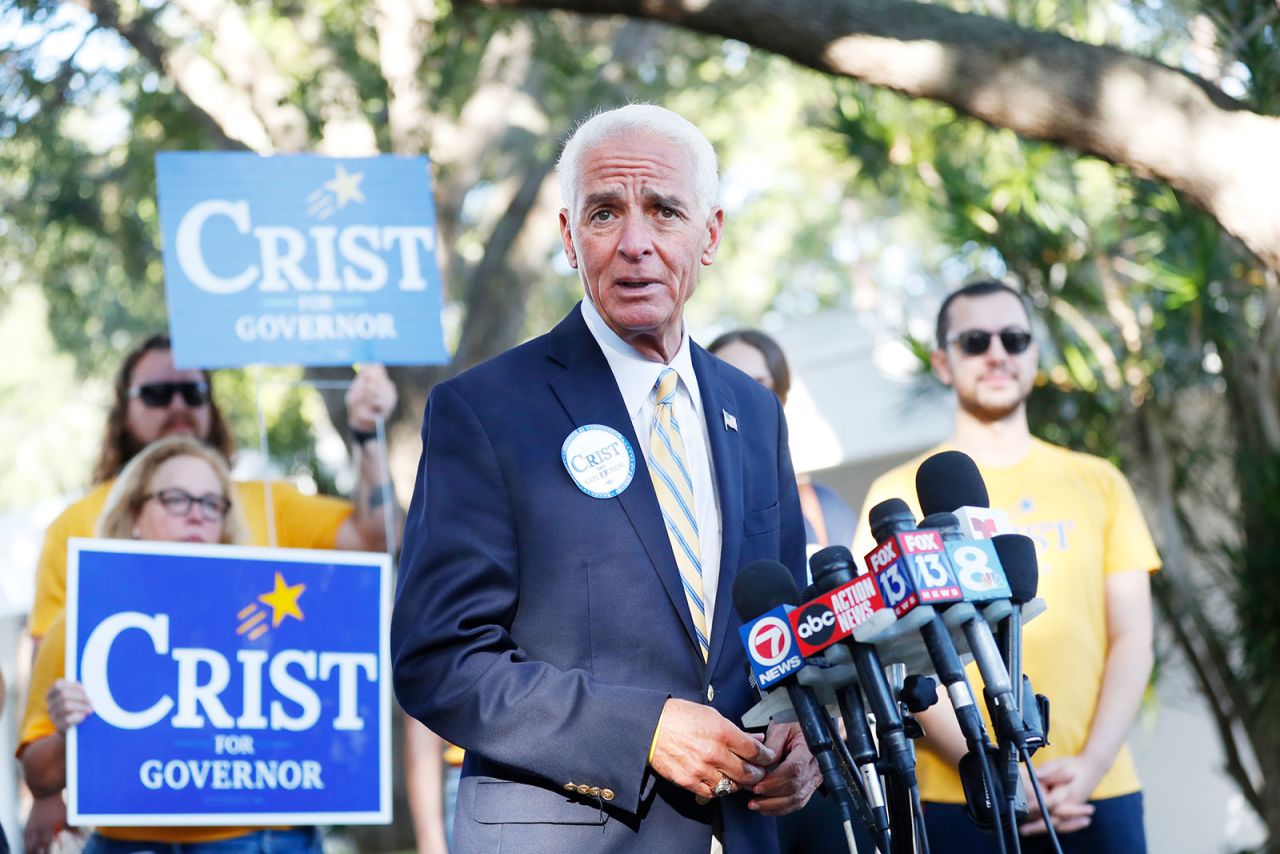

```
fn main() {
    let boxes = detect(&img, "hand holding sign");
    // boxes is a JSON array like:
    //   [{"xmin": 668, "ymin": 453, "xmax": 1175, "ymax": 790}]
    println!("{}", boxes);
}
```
[
  {"xmin": 47, "ymin": 679, "xmax": 92, "ymax": 733},
  {"xmin": 346, "ymin": 363, "xmax": 397, "ymax": 433}
]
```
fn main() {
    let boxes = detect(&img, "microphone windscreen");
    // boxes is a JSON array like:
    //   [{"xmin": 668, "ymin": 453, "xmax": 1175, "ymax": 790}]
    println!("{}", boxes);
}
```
[
  {"xmin": 918, "ymin": 512, "xmax": 960, "ymax": 532},
  {"xmin": 916, "ymin": 451, "xmax": 990, "ymax": 516},
  {"xmin": 732, "ymin": 559, "xmax": 800, "ymax": 621},
  {"xmin": 992, "ymin": 534, "xmax": 1039, "ymax": 603},
  {"xmin": 869, "ymin": 498, "xmax": 916, "ymax": 544},
  {"xmin": 809, "ymin": 545, "xmax": 855, "ymax": 578}
]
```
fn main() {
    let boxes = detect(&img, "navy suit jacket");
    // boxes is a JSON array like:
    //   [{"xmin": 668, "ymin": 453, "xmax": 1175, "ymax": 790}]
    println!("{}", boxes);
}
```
[{"xmin": 391, "ymin": 305, "xmax": 807, "ymax": 853}]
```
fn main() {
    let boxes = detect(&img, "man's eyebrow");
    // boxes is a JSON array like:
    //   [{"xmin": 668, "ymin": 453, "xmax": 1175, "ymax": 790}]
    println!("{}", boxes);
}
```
[
  {"xmin": 582, "ymin": 189, "xmax": 623, "ymax": 209},
  {"xmin": 642, "ymin": 189, "xmax": 688, "ymax": 211}
]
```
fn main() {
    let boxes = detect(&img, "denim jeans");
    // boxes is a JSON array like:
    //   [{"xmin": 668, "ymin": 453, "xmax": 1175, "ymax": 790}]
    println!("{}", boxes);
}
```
[
  {"xmin": 82, "ymin": 828, "xmax": 322, "ymax": 854},
  {"xmin": 923, "ymin": 793, "xmax": 1146, "ymax": 854}
]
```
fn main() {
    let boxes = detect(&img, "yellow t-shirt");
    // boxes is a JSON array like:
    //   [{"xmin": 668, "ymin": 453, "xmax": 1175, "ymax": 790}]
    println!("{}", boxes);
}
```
[
  {"xmin": 852, "ymin": 438, "xmax": 1161, "ymax": 803},
  {"xmin": 31, "ymin": 480, "xmax": 353, "ymax": 638},
  {"xmin": 18, "ymin": 614, "xmax": 288, "ymax": 843}
]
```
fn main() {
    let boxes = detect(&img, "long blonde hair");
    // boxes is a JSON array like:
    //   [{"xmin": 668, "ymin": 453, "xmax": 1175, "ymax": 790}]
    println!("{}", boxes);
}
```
[{"xmin": 96, "ymin": 436, "xmax": 248, "ymax": 544}]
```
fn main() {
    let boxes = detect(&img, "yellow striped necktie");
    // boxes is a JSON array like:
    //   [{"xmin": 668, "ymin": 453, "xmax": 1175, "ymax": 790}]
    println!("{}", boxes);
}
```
[{"xmin": 648, "ymin": 368, "xmax": 709, "ymax": 660}]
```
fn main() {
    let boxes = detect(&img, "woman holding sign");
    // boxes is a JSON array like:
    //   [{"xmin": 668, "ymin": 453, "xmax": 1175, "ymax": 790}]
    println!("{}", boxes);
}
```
[{"xmin": 18, "ymin": 436, "xmax": 322, "ymax": 854}]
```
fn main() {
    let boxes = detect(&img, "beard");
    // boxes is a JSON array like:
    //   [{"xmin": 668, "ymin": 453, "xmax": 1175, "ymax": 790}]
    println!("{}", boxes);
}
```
[
  {"xmin": 121, "ymin": 412, "xmax": 204, "ymax": 466},
  {"xmin": 957, "ymin": 389, "xmax": 1027, "ymax": 424}
]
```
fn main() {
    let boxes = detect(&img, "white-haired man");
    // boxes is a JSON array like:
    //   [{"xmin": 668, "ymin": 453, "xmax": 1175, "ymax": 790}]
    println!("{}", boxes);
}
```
[{"xmin": 392, "ymin": 105, "xmax": 819, "ymax": 853}]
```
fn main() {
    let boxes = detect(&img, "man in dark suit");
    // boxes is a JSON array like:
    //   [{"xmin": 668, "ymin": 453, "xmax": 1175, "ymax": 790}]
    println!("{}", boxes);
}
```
[{"xmin": 391, "ymin": 104, "xmax": 819, "ymax": 853}]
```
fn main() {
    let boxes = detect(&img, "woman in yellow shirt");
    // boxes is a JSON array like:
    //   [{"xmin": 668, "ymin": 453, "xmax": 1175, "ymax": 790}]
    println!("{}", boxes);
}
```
[{"xmin": 18, "ymin": 436, "xmax": 323, "ymax": 854}]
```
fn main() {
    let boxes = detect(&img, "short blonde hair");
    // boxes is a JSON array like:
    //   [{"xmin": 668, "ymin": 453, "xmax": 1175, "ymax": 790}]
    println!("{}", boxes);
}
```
[{"xmin": 96, "ymin": 436, "xmax": 248, "ymax": 545}]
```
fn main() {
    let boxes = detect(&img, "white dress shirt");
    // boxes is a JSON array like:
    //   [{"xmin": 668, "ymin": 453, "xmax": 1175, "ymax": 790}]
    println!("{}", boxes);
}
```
[{"xmin": 580, "ymin": 299, "xmax": 724, "ymax": 633}]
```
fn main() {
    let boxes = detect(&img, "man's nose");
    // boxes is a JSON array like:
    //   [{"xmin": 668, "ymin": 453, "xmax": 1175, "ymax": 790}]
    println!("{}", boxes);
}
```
[{"xmin": 617, "ymin": 216, "xmax": 654, "ymax": 260}]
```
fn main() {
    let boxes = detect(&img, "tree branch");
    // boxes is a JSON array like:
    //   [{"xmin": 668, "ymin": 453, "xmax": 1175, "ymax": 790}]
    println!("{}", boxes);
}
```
[
  {"xmin": 76, "ymin": 0, "xmax": 250, "ymax": 150},
  {"xmin": 375, "ymin": 0, "xmax": 439, "ymax": 155},
  {"xmin": 459, "ymin": 0, "xmax": 1280, "ymax": 272},
  {"xmin": 167, "ymin": 0, "xmax": 309, "ymax": 151}
]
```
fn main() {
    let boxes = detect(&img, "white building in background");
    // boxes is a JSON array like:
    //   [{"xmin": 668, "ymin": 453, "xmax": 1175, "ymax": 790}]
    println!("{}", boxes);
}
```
[{"xmin": 769, "ymin": 308, "xmax": 1265, "ymax": 853}]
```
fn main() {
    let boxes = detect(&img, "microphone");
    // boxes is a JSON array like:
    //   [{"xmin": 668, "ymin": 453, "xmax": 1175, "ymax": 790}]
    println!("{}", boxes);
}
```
[
  {"xmin": 916, "ymin": 450, "xmax": 1011, "ymax": 540},
  {"xmin": 807, "ymin": 547, "xmax": 909, "ymax": 846},
  {"xmin": 733, "ymin": 560, "xmax": 861, "ymax": 853},
  {"xmin": 808, "ymin": 547, "xmax": 916, "ymax": 789},
  {"xmin": 863, "ymin": 500, "xmax": 991, "ymax": 748},
  {"xmin": 916, "ymin": 511, "xmax": 1026, "ymax": 753},
  {"xmin": 992, "ymin": 533, "xmax": 1048, "ymax": 752}
]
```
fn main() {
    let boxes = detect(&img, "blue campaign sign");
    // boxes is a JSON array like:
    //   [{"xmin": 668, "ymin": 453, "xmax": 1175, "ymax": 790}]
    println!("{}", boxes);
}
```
[
  {"xmin": 156, "ymin": 152, "xmax": 449, "ymax": 368},
  {"xmin": 66, "ymin": 538, "xmax": 391, "ymax": 826}
]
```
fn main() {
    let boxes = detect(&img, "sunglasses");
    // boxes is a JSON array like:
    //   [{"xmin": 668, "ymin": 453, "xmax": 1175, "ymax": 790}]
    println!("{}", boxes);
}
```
[
  {"xmin": 129, "ymin": 381, "xmax": 210, "ymax": 408},
  {"xmin": 948, "ymin": 328, "xmax": 1033, "ymax": 356},
  {"xmin": 143, "ymin": 488, "xmax": 231, "ymax": 522}
]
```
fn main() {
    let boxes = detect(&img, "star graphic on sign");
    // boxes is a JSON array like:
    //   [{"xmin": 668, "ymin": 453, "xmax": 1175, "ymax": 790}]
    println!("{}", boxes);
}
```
[
  {"xmin": 257, "ymin": 572, "xmax": 306, "ymax": 627},
  {"xmin": 324, "ymin": 165, "xmax": 366, "ymax": 208}
]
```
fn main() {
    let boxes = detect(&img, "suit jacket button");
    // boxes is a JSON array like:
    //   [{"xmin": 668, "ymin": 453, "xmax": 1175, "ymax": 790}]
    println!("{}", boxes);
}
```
[
  {"xmin": 577, "ymin": 784, "xmax": 592, "ymax": 795},
  {"xmin": 706, "ymin": 684, "xmax": 715, "ymax": 702},
  {"xmin": 601, "ymin": 789, "xmax": 615, "ymax": 801},
  {"xmin": 564, "ymin": 782, "xmax": 576, "ymax": 792},
  {"xmin": 589, "ymin": 787, "xmax": 601, "ymax": 797},
  {"xmin": 695, "ymin": 794, "xmax": 711, "ymax": 806}
]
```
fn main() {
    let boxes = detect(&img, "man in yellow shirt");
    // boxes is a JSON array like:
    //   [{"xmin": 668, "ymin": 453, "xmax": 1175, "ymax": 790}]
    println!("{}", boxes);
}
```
[
  {"xmin": 23, "ymin": 334, "xmax": 402, "ymax": 853},
  {"xmin": 853, "ymin": 281, "xmax": 1159, "ymax": 853},
  {"xmin": 30, "ymin": 334, "xmax": 401, "ymax": 641}
]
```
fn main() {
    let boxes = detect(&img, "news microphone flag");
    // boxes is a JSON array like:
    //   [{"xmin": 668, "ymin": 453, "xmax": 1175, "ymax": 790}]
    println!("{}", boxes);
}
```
[
  {"xmin": 864, "ymin": 528, "xmax": 963, "ymax": 617},
  {"xmin": 739, "ymin": 606, "xmax": 805, "ymax": 691}
]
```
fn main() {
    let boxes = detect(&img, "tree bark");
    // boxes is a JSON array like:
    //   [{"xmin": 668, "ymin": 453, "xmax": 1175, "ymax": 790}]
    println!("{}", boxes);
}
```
[{"xmin": 461, "ymin": 0, "xmax": 1280, "ymax": 273}]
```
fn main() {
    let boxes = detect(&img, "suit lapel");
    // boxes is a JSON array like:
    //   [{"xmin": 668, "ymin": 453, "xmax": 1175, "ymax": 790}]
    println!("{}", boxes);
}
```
[
  {"xmin": 546, "ymin": 307, "xmax": 702, "ymax": 658},
  {"xmin": 692, "ymin": 345, "xmax": 744, "ymax": 674}
]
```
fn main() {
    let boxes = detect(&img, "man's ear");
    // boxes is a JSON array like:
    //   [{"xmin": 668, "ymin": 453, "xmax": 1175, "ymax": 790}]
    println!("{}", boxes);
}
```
[
  {"xmin": 930, "ymin": 348, "xmax": 953, "ymax": 386},
  {"xmin": 700, "ymin": 207, "xmax": 724, "ymax": 266},
  {"xmin": 558, "ymin": 209, "xmax": 578, "ymax": 269}
]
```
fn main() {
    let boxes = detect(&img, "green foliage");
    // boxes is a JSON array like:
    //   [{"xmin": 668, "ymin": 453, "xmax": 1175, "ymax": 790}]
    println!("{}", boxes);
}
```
[
  {"xmin": 211, "ymin": 367, "xmax": 340, "ymax": 496},
  {"xmin": 824, "ymin": 0, "xmax": 1280, "ymax": 831}
]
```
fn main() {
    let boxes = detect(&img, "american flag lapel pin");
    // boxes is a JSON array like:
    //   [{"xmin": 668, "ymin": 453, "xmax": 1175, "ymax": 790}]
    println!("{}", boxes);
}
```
[{"xmin": 723, "ymin": 410, "xmax": 738, "ymax": 432}]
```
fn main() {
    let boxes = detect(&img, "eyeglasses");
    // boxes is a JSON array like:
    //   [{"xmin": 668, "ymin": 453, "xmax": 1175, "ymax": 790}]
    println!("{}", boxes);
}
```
[
  {"xmin": 143, "ymin": 488, "xmax": 230, "ymax": 521},
  {"xmin": 948, "ymin": 328, "xmax": 1033, "ymax": 356},
  {"xmin": 129, "ymin": 381, "xmax": 210, "ymax": 408}
]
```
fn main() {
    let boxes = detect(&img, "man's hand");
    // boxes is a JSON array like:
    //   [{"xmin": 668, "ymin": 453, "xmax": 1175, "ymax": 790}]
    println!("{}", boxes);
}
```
[
  {"xmin": 649, "ymin": 698, "xmax": 775, "ymax": 799},
  {"xmin": 746, "ymin": 722, "xmax": 820, "ymax": 816},
  {"xmin": 1019, "ymin": 754, "xmax": 1101, "ymax": 836},
  {"xmin": 47, "ymin": 679, "xmax": 91, "ymax": 733},
  {"xmin": 345, "ymin": 363, "xmax": 397, "ymax": 433}
]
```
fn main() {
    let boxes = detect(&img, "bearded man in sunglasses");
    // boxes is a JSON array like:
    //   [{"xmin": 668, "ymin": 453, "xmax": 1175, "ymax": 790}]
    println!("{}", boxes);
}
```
[
  {"xmin": 29, "ymin": 334, "xmax": 401, "ymax": 647},
  {"xmin": 853, "ymin": 280, "xmax": 1159, "ymax": 853}
]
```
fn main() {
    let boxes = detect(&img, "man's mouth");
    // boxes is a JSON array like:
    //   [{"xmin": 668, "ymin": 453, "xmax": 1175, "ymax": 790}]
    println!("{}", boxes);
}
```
[{"xmin": 616, "ymin": 280, "xmax": 658, "ymax": 289}]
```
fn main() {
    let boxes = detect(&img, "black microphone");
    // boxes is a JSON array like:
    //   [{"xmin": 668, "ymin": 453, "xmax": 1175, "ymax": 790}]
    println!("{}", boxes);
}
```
[
  {"xmin": 867, "ymin": 499, "xmax": 1009, "ymax": 846},
  {"xmin": 865, "ymin": 500, "xmax": 991, "ymax": 757},
  {"xmin": 810, "ymin": 546, "xmax": 916, "ymax": 791},
  {"xmin": 809, "ymin": 546, "xmax": 902, "ymax": 844},
  {"xmin": 992, "ymin": 533, "xmax": 1047, "ymax": 751},
  {"xmin": 916, "ymin": 451, "xmax": 990, "ymax": 517},
  {"xmin": 733, "ymin": 560, "xmax": 860, "ymax": 853},
  {"xmin": 915, "ymin": 511, "xmax": 1026, "ymax": 752},
  {"xmin": 917, "ymin": 450, "xmax": 1010, "ymax": 539}
]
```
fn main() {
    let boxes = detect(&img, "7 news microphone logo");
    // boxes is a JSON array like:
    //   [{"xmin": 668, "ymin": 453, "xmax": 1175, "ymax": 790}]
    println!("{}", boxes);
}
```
[{"xmin": 739, "ymin": 606, "xmax": 805, "ymax": 690}]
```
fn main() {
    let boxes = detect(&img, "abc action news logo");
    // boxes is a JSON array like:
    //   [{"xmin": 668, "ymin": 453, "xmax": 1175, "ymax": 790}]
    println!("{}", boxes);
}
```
[
  {"xmin": 742, "ymin": 574, "xmax": 887, "ymax": 690},
  {"xmin": 787, "ymin": 575, "xmax": 885, "ymax": 657}
]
